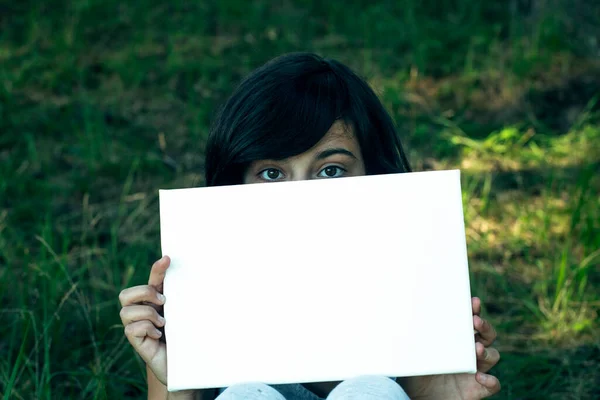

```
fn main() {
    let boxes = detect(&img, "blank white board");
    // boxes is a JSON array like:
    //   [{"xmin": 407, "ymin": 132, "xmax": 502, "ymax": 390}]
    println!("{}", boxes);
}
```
[{"xmin": 159, "ymin": 170, "xmax": 476, "ymax": 392}]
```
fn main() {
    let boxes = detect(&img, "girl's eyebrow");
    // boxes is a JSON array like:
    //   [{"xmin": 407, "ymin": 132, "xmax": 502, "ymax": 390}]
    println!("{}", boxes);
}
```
[{"xmin": 315, "ymin": 148, "xmax": 357, "ymax": 160}]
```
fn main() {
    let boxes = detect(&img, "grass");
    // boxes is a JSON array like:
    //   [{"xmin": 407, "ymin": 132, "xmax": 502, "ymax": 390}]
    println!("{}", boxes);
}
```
[{"xmin": 1, "ymin": 0, "xmax": 599, "ymax": 398}]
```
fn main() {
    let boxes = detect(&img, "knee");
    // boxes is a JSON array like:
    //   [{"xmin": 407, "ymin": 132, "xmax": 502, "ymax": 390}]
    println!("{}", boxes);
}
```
[
  {"xmin": 216, "ymin": 382, "xmax": 287, "ymax": 400},
  {"xmin": 327, "ymin": 376, "xmax": 410, "ymax": 400}
]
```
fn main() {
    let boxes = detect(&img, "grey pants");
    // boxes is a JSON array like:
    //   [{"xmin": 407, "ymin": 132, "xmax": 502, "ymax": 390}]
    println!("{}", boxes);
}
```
[{"xmin": 216, "ymin": 376, "xmax": 410, "ymax": 400}]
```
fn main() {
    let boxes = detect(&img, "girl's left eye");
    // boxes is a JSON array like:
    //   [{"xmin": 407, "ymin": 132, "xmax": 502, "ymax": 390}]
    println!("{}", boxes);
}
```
[
  {"xmin": 259, "ymin": 168, "xmax": 284, "ymax": 181},
  {"xmin": 317, "ymin": 166, "xmax": 346, "ymax": 178}
]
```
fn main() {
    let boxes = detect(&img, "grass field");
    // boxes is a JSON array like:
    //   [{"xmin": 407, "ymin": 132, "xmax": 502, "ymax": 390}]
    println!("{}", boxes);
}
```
[{"xmin": 1, "ymin": 0, "xmax": 599, "ymax": 399}]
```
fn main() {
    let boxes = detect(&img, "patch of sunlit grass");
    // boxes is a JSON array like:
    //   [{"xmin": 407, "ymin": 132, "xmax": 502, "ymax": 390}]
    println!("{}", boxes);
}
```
[{"xmin": 453, "ymin": 124, "xmax": 600, "ymax": 172}]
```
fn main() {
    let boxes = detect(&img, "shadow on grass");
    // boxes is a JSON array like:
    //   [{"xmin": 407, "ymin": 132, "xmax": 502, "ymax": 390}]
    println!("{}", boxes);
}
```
[{"xmin": 494, "ymin": 343, "xmax": 600, "ymax": 400}]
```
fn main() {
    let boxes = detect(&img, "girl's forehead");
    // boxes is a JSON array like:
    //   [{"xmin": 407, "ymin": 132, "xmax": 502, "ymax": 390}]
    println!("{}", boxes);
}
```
[
  {"xmin": 315, "ymin": 121, "xmax": 356, "ymax": 145},
  {"xmin": 280, "ymin": 122, "xmax": 361, "ymax": 163},
  {"xmin": 253, "ymin": 122, "xmax": 361, "ymax": 166}
]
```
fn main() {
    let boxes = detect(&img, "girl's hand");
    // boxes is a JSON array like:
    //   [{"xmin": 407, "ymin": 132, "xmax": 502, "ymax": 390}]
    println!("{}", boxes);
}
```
[
  {"xmin": 399, "ymin": 297, "xmax": 501, "ymax": 399},
  {"xmin": 472, "ymin": 297, "xmax": 501, "ymax": 380},
  {"xmin": 119, "ymin": 256, "xmax": 170, "ymax": 385}
]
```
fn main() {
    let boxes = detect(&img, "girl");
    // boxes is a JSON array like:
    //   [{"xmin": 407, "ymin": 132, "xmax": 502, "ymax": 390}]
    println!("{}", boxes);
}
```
[{"xmin": 118, "ymin": 53, "xmax": 501, "ymax": 400}]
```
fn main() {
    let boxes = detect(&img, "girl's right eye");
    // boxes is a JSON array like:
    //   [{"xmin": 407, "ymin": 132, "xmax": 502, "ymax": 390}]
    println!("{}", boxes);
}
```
[{"xmin": 259, "ymin": 168, "xmax": 285, "ymax": 181}]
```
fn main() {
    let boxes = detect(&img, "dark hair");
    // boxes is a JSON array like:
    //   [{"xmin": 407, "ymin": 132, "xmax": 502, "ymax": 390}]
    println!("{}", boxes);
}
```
[{"xmin": 204, "ymin": 52, "xmax": 411, "ymax": 186}]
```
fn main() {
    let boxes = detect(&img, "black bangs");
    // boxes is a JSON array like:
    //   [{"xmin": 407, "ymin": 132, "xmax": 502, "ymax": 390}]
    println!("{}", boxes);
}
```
[
  {"xmin": 205, "ymin": 53, "xmax": 347, "ymax": 186},
  {"xmin": 204, "ymin": 52, "xmax": 411, "ymax": 186},
  {"xmin": 239, "ymin": 59, "xmax": 347, "ymax": 162}
]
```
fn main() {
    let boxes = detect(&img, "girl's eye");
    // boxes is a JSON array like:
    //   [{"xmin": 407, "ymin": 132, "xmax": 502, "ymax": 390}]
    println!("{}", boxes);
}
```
[
  {"xmin": 259, "ymin": 168, "xmax": 284, "ymax": 181},
  {"xmin": 317, "ymin": 166, "xmax": 346, "ymax": 178}
]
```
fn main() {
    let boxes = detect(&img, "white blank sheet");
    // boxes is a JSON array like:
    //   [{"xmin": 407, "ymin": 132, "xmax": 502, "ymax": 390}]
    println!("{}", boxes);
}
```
[{"xmin": 159, "ymin": 170, "xmax": 476, "ymax": 392}]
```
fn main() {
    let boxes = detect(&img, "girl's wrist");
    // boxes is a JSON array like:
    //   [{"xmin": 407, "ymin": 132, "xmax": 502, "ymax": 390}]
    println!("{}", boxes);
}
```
[
  {"xmin": 167, "ymin": 389, "xmax": 217, "ymax": 400},
  {"xmin": 167, "ymin": 389, "xmax": 197, "ymax": 400}
]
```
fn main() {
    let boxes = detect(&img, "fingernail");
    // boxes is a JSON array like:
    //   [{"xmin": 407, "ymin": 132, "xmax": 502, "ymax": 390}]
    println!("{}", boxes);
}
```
[
  {"xmin": 158, "ymin": 315, "xmax": 165, "ymax": 324},
  {"xmin": 156, "ymin": 329, "xmax": 162, "ymax": 336},
  {"xmin": 478, "ymin": 373, "xmax": 488, "ymax": 383},
  {"xmin": 158, "ymin": 293, "xmax": 166, "ymax": 303},
  {"xmin": 474, "ymin": 315, "xmax": 481, "ymax": 326}
]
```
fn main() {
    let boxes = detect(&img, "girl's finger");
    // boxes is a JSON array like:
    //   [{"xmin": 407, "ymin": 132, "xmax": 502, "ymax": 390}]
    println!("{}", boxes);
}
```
[
  {"xmin": 124, "ymin": 320, "xmax": 163, "ymax": 346},
  {"xmin": 148, "ymin": 256, "xmax": 170, "ymax": 290},
  {"xmin": 475, "ymin": 372, "xmax": 501, "ymax": 396},
  {"xmin": 119, "ymin": 285, "xmax": 166, "ymax": 307},
  {"xmin": 120, "ymin": 304, "xmax": 166, "ymax": 328},
  {"xmin": 472, "ymin": 297, "xmax": 482, "ymax": 316},
  {"xmin": 476, "ymin": 342, "xmax": 500, "ymax": 373},
  {"xmin": 474, "ymin": 315, "xmax": 497, "ymax": 346}
]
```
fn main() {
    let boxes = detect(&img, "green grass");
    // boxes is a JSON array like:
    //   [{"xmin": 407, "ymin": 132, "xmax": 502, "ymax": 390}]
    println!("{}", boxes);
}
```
[{"xmin": 1, "ymin": 0, "xmax": 599, "ymax": 399}]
